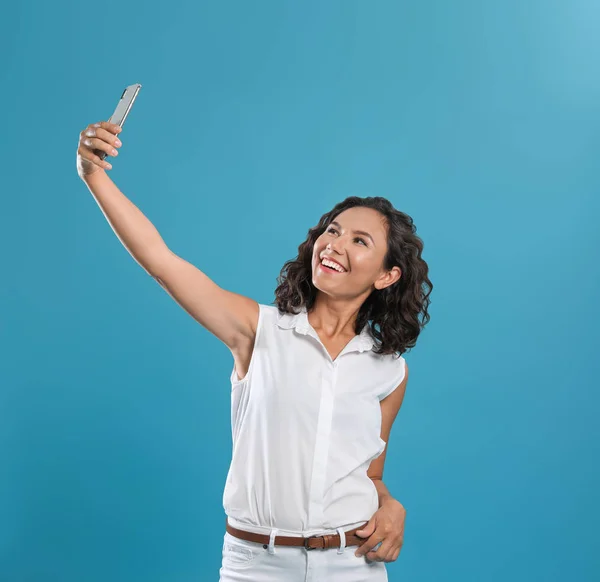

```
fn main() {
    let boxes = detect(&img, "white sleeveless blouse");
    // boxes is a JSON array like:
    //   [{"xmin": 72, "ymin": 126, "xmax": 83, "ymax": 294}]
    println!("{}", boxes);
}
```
[{"xmin": 222, "ymin": 303, "xmax": 407, "ymax": 537}]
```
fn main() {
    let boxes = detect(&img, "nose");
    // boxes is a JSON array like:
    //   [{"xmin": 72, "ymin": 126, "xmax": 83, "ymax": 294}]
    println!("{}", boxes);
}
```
[{"xmin": 327, "ymin": 237, "xmax": 345, "ymax": 255}]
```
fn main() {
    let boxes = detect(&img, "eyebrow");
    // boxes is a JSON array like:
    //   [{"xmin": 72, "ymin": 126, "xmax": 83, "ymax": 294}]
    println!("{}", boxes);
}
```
[{"xmin": 330, "ymin": 221, "xmax": 375, "ymax": 246}]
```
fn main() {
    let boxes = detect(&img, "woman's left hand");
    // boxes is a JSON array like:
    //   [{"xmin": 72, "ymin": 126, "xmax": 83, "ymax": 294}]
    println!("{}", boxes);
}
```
[{"xmin": 353, "ymin": 498, "xmax": 406, "ymax": 562}]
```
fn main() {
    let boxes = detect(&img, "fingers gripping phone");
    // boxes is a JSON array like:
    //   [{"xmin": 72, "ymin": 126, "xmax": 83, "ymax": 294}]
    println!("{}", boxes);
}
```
[{"xmin": 96, "ymin": 83, "xmax": 142, "ymax": 160}]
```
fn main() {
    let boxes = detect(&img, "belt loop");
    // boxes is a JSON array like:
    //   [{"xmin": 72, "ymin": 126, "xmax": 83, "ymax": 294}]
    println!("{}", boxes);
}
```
[
  {"xmin": 268, "ymin": 528, "xmax": 279, "ymax": 555},
  {"xmin": 336, "ymin": 527, "xmax": 346, "ymax": 554}
]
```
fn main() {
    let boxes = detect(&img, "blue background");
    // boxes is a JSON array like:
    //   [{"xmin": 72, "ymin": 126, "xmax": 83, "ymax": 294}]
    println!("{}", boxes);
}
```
[{"xmin": 1, "ymin": 1, "xmax": 599, "ymax": 580}]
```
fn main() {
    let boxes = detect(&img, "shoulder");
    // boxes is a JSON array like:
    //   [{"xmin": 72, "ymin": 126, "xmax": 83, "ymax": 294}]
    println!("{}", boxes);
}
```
[
  {"xmin": 256, "ymin": 303, "xmax": 279, "ymax": 322},
  {"xmin": 253, "ymin": 304, "xmax": 291, "ymax": 340},
  {"xmin": 376, "ymin": 355, "xmax": 408, "ymax": 401}
]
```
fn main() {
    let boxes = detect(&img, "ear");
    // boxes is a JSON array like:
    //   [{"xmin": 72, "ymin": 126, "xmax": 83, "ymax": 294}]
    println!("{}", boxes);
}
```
[{"xmin": 375, "ymin": 266, "xmax": 402, "ymax": 291}]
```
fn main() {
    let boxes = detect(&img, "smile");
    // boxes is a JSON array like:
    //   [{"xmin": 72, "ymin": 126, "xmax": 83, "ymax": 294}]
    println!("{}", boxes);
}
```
[{"xmin": 319, "ymin": 263, "xmax": 346, "ymax": 274}]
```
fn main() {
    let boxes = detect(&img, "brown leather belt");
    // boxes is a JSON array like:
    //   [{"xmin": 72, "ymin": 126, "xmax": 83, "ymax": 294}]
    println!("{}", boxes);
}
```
[{"xmin": 225, "ymin": 518, "xmax": 366, "ymax": 550}]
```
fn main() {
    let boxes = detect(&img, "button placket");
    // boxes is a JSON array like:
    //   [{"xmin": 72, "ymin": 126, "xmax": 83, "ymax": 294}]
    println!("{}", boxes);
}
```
[{"xmin": 306, "ymin": 362, "xmax": 337, "ymax": 528}]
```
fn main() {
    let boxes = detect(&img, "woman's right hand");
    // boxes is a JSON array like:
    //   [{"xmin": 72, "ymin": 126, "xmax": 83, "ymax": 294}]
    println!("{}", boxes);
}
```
[{"xmin": 76, "ymin": 121, "xmax": 123, "ymax": 179}]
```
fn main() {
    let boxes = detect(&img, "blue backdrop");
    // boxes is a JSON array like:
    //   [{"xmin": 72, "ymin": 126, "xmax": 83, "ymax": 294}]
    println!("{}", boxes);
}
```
[{"xmin": 1, "ymin": 1, "xmax": 598, "ymax": 580}]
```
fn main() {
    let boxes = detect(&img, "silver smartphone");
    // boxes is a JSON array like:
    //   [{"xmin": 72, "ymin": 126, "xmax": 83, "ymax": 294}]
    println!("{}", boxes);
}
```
[{"xmin": 97, "ymin": 83, "xmax": 142, "ymax": 160}]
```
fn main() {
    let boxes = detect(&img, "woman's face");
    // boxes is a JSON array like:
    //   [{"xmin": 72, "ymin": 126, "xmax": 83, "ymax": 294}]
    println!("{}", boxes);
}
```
[{"xmin": 311, "ymin": 206, "xmax": 401, "ymax": 299}]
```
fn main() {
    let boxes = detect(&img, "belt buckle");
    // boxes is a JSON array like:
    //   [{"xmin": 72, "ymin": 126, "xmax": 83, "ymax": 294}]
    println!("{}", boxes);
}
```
[{"xmin": 303, "ymin": 534, "xmax": 324, "ymax": 551}]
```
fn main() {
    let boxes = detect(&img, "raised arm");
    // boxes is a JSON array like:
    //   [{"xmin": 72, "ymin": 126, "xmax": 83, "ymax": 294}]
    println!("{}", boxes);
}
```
[{"xmin": 76, "ymin": 120, "xmax": 258, "ymax": 352}]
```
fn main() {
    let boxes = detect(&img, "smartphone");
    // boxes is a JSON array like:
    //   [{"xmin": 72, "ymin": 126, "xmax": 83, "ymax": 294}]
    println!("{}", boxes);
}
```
[{"xmin": 96, "ymin": 83, "xmax": 142, "ymax": 160}]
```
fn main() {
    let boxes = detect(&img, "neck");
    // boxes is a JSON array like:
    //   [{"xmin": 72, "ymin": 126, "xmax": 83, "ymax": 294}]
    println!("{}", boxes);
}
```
[{"xmin": 307, "ymin": 296, "xmax": 365, "ymax": 340}]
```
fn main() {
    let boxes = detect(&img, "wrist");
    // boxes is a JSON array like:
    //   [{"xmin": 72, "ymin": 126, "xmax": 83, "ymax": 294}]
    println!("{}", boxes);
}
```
[{"xmin": 81, "ymin": 168, "xmax": 107, "ymax": 185}]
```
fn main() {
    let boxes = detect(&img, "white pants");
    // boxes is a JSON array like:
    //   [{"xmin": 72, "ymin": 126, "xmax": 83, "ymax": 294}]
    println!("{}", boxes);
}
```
[{"xmin": 219, "ymin": 529, "xmax": 388, "ymax": 581}]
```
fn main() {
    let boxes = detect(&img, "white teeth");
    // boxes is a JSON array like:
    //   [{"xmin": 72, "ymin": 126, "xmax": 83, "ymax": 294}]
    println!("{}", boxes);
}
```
[{"xmin": 321, "ymin": 258, "xmax": 346, "ymax": 272}]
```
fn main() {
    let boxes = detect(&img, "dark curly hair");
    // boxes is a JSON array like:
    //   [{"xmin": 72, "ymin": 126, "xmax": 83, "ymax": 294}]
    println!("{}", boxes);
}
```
[{"xmin": 273, "ymin": 196, "xmax": 432, "ymax": 358}]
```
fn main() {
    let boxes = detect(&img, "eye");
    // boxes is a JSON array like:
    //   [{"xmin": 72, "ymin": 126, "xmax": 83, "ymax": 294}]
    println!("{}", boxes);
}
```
[{"xmin": 326, "ymin": 227, "xmax": 367, "ymax": 246}]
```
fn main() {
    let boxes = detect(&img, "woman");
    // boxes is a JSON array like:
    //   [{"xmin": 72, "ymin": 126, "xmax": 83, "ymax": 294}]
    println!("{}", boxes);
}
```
[{"xmin": 77, "ymin": 121, "xmax": 433, "ymax": 581}]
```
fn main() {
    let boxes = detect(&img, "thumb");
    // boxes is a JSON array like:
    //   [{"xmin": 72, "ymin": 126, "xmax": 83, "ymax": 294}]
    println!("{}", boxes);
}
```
[{"xmin": 355, "ymin": 520, "xmax": 375, "ymax": 537}]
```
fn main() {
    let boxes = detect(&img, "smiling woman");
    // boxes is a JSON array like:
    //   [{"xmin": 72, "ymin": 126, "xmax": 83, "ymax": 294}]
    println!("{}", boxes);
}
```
[{"xmin": 217, "ymin": 195, "xmax": 430, "ymax": 580}]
